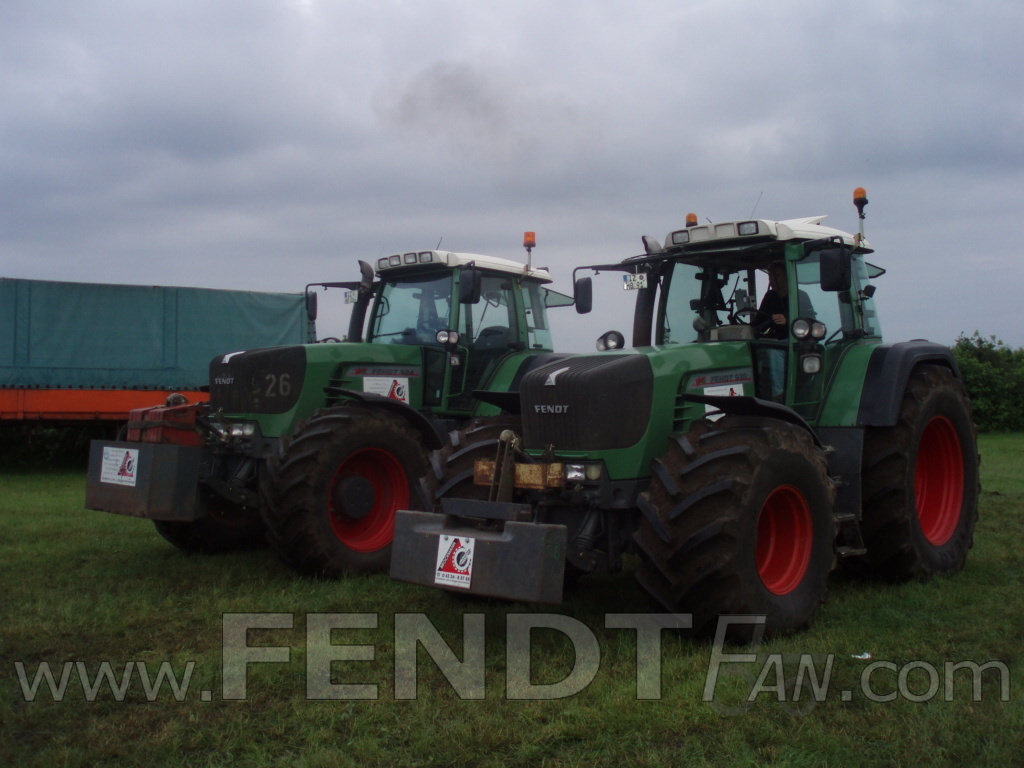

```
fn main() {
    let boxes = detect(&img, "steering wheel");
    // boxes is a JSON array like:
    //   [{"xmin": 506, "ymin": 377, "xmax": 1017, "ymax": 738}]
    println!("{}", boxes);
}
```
[
  {"xmin": 318, "ymin": 337, "xmax": 342, "ymax": 343},
  {"xmin": 732, "ymin": 307, "xmax": 772, "ymax": 335}
]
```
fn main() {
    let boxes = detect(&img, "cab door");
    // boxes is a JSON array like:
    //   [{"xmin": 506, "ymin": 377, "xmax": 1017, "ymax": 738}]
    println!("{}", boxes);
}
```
[
  {"xmin": 441, "ymin": 272, "xmax": 521, "ymax": 413},
  {"xmin": 787, "ymin": 246, "xmax": 863, "ymax": 420}
]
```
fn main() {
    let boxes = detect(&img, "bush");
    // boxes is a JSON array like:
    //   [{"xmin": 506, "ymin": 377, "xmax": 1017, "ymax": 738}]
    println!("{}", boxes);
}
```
[
  {"xmin": 952, "ymin": 332, "xmax": 1024, "ymax": 432},
  {"xmin": 0, "ymin": 424, "xmax": 116, "ymax": 470}
]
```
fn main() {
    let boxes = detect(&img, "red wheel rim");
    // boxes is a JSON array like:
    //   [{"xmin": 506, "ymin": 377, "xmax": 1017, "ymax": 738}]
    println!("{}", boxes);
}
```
[
  {"xmin": 756, "ymin": 485, "xmax": 813, "ymax": 595},
  {"xmin": 328, "ymin": 448, "xmax": 408, "ymax": 553},
  {"xmin": 915, "ymin": 415, "xmax": 964, "ymax": 546}
]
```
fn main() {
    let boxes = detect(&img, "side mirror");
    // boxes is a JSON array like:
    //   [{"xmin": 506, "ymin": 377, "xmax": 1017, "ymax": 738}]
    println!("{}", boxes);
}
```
[
  {"xmin": 820, "ymin": 248, "xmax": 852, "ymax": 292},
  {"xmin": 459, "ymin": 267, "xmax": 482, "ymax": 304},
  {"xmin": 305, "ymin": 290, "xmax": 318, "ymax": 322},
  {"xmin": 574, "ymin": 277, "xmax": 593, "ymax": 314}
]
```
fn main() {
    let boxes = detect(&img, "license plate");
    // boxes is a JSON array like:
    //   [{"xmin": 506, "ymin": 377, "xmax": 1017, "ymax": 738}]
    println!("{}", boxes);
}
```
[{"xmin": 623, "ymin": 273, "xmax": 648, "ymax": 291}]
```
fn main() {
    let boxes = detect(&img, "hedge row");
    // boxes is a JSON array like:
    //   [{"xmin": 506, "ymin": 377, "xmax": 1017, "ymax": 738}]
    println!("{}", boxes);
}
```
[{"xmin": 953, "ymin": 332, "xmax": 1024, "ymax": 433}]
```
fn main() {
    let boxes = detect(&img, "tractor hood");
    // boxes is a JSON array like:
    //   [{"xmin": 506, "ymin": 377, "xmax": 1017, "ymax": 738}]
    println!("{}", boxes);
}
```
[
  {"xmin": 518, "ymin": 353, "xmax": 654, "ymax": 451},
  {"xmin": 209, "ymin": 346, "xmax": 307, "ymax": 415}
]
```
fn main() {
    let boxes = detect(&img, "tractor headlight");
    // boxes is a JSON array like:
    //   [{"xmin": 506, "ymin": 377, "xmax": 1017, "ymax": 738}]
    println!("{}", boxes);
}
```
[
  {"xmin": 792, "ymin": 318, "xmax": 811, "ymax": 339},
  {"xmin": 810, "ymin": 321, "xmax": 827, "ymax": 339},
  {"xmin": 565, "ymin": 463, "xmax": 603, "ymax": 483},
  {"xmin": 596, "ymin": 330, "xmax": 625, "ymax": 351},
  {"xmin": 228, "ymin": 422, "xmax": 256, "ymax": 438},
  {"xmin": 801, "ymin": 355, "xmax": 823, "ymax": 375},
  {"xmin": 436, "ymin": 330, "xmax": 460, "ymax": 345}
]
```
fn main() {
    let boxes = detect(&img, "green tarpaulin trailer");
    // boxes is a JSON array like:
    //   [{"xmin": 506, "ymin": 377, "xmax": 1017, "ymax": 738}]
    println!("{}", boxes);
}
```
[{"xmin": 1, "ymin": 277, "xmax": 309, "ymax": 423}]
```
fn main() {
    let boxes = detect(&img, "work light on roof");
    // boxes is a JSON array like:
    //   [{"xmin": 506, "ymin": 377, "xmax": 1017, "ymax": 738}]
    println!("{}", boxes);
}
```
[
  {"xmin": 404, "ymin": 252, "xmax": 418, "ymax": 264},
  {"xmin": 419, "ymin": 251, "xmax": 433, "ymax": 263},
  {"xmin": 389, "ymin": 255, "xmax": 402, "ymax": 267},
  {"xmin": 689, "ymin": 226, "xmax": 710, "ymax": 243}
]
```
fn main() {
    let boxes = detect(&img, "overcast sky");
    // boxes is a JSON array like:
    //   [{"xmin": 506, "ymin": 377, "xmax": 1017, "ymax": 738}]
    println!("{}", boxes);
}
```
[{"xmin": 3, "ymin": 0, "xmax": 1022, "ymax": 352}]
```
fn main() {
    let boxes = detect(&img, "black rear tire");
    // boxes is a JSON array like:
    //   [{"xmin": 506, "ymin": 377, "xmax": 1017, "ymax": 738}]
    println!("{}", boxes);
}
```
[
  {"xmin": 633, "ymin": 416, "xmax": 836, "ymax": 640},
  {"xmin": 849, "ymin": 364, "xmax": 979, "ymax": 581},
  {"xmin": 261, "ymin": 407, "xmax": 429, "ymax": 576}
]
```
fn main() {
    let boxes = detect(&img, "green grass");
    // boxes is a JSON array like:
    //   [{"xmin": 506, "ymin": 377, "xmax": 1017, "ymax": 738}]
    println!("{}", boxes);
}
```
[{"xmin": 2, "ymin": 435, "xmax": 1024, "ymax": 767}]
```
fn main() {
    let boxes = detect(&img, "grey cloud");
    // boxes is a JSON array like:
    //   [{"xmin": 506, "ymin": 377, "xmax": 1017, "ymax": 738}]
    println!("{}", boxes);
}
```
[{"xmin": 1, "ymin": 0, "xmax": 1023, "ymax": 350}]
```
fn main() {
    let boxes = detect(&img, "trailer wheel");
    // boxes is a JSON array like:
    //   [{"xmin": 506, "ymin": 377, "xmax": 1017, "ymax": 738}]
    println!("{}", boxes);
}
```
[
  {"xmin": 850, "ymin": 364, "xmax": 979, "ymax": 581},
  {"xmin": 153, "ymin": 498, "xmax": 266, "ymax": 554},
  {"xmin": 262, "ymin": 407, "xmax": 429, "ymax": 576},
  {"xmin": 633, "ymin": 416, "xmax": 836, "ymax": 640}
]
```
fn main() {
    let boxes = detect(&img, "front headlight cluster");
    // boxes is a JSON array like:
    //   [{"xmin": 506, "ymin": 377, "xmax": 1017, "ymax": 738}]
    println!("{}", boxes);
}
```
[
  {"xmin": 228, "ymin": 422, "xmax": 256, "ymax": 438},
  {"xmin": 435, "ymin": 330, "xmax": 461, "ymax": 345},
  {"xmin": 791, "ymin": 317, "xmax": 827, "ymax": 340},
  {"xmin": 565, "ymin": 462, "xmax": 604, "ymax": 483}
]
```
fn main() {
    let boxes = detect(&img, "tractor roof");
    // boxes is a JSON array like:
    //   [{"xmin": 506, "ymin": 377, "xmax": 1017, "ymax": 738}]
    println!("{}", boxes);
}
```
[
  {"xmin": 375, "ymin": 250, "xmax": 552, "ymax": 283},
  {"xmin": 663, "ymin": 215, "xmax": 872, "ymax": 254}
]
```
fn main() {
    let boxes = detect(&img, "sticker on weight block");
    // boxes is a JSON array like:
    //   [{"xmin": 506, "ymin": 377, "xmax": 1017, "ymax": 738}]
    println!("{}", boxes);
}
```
[
  {"xmin": 100, "ymin": 446, "xmax": 139, "ymax": 487},
  {"xmin": 434, "ymin": 535, "xmax": 475, "ymax": 589}
]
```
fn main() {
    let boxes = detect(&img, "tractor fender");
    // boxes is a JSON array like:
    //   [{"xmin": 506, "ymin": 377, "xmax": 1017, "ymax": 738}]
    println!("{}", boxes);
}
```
[
  {"xmin": 321, "ymin": 387, "xmax": 446, "ymax": 450},
  {"xmin": 856, "ymin": 341, "xmax": 961, "ymax": 428},
  {"xmin": 680, "ymin": 393, "xmax": 823, "ymax": 448}
]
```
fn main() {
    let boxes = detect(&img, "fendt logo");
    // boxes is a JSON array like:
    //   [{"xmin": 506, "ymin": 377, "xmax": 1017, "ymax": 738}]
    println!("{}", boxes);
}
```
[
  {"xmin": 544, "ymin": 366, "xmax": 571, "ymax": 386},
  {"xmin": 534, "ymin": 405, "xmax": 570, "ymax": 414}
]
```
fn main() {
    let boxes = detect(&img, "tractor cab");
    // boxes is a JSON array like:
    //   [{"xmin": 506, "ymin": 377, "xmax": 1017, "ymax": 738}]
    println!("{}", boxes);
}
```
[
  {"xmin": 313, "ymin": 250, "xmax": 573, "ymax": 416},
  {"xmin": 573, "ymin": 211, "xmax": 884, "ymax": 421}
]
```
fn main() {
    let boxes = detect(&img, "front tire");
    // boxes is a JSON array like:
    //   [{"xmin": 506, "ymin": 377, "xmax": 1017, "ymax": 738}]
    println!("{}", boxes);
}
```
[
  {"xmin": 853, "ymin": 364, "xmax": 979, "ymax": 580},
  {"xmin": 421, "ymin": 419, "xmax": 522, "ymax": 505},
  {"xmin": 633, "ymin": 416, "xmax": 836, "ymax": 639},
  {"xmin": 153, "ymin": 497, "xmax": 265, "ymax": 554},
  {"xmin": 262, "ymin": 407, "xmax": 429, "ymax": 576}
]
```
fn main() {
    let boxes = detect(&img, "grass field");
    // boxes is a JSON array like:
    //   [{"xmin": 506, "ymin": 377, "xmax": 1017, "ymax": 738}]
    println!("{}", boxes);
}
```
[{"xmin": 2, "ymin": 434, "xmax": 1023, "ymax": 767}]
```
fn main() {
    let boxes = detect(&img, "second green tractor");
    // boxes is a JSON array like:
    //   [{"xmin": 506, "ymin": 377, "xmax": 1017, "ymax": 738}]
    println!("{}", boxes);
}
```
[{"xmin": 391, "ymin": 191, "xmax": 979, "ymax": 637}]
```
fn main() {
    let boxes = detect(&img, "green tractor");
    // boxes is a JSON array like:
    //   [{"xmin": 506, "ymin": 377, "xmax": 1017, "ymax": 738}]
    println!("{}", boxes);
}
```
[
  {"xmin": 390, "ymin": 190, "xmax": 979, "ymax": 637},
  {"xmin": 86, "ymin": 246, "xmax": 574, "ymax": 577}
]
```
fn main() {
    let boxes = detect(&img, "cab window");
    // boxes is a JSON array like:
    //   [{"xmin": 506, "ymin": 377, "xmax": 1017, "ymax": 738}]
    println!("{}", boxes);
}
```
[
  {"xmin": 795, "ymin": 253, "xmax": 846, "ymax": 343},
  {"xmin": 459, "ymin": 274, "xmax": 517, "ymax": 349},
  {"xmin": 368, "ymin": 272, "xmax": 453, "ymax": 345},
  {"xmin": 523, "ymin": 282, "xmax": 557, "ymax": 351},
  {"xmin": 658, "ymin": 262, "xmax": 706, "ymax": 344}
]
